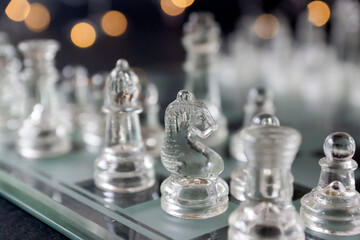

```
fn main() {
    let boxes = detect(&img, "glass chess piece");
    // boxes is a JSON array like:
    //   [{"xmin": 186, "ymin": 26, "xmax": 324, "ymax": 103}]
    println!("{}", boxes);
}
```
[
  {"xmin": 230, "ymin": 113, "xmax": 279, "ymax": 202},
  {"xmin": 182, "ymin": 12, "xmax": 228, "ymax": 153},
  {"xmin": 135, "ymin": 69, "xmax": 164, "ymax": 158},
  {"xmin": 94, "ymin": 59, "xmax": 155, "ymax": 192},
  {"xmin": 0, "ymin": 32, "xmax": 23, "ymax": 142},
  {"xmin": 230, "ymin": 87, "xmax": 275, "ymax": 163},
  {"xmin": 16, "ymin": 40, "xmax": 71, "ymax": 159},
  {"xmin": 76, "ymin": 71, "xmax": 107, "ymax": 150},
  {"xmin": 60, "ymin": 65, "xmax": 89, "ymax": 135},
  {"xmin": 160, "ymin": 90, "xmax": 228, "ymax": 219},
  {"xmin": 228, "ymin": 118, "xmax": 305, "ymax": 240},
  {"xmin": 300, "ymin": 132, "xmax": 360, "ymax": 236}
]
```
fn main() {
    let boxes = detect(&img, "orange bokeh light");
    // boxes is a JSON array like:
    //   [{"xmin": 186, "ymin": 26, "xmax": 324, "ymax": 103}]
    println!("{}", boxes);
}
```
[
  {"xmin": 171, "ymin": 0, "xmax": 194, "ymax": 8},
  {"xmin": 307, "ymin": 1, "xmax": 331, "ymax": 27},
  {"xmin": 101, "ymin": 10, "xmax": 127, "ymax": 37},
  {"xmin": 70, "ymin": 22, "xmax": 96, "ymax": 48},
  {"xmin": 254, "ymin": 14, "xmax": 280, "ymax": 40},
  {"xmin": 5, "ymin": 0, "xmax": 30, "ymax": 22},
  {"xmin": 161, "ymin": 0, "xmax": 185, "ymax": 16},
  {"xmin": 25, "ymin": 3, "xmax": 50, "ymax": 32}
]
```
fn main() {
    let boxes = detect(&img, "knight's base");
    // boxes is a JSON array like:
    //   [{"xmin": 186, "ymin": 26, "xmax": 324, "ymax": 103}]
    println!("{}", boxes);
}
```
[{"xmin": 160, "ymin": 176, "xmax": 229, "ymax": 219}]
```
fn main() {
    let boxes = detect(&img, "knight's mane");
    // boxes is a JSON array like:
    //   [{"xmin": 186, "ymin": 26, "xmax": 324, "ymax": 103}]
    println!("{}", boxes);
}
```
[{"xmin": 164, "ymin": 101, "xmax": 204, "ymax": 132}]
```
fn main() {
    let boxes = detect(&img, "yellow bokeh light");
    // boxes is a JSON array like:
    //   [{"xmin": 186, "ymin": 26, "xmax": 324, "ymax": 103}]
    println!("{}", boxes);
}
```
[
  {"xmin": 171, "ymin": 0, "xmax": 194, "ymax": 8},
  {"xmin": 25, "ymin": 3, "xmax": 50, "ymax": 32},
  {"xmin": 307, "ymin": 1, "xmax": 331, "ymax": 27},
  {"xmin": 101, "ymin": 10, "xmax": 127, "ymax": 37},
  {"xmin": 161, "ymin": 0, "xmax": 185, "ymax": 16},
  {"xmin": 5, "ymin": 0, "xmax": 31, "ymax": 22},
  {"xmin": 70, "ymin": 22, "xmax": 96, "ymax": 48},
  {"xmin": 254, "ymin": 14, "xmax": 280, "ymax": 40}
]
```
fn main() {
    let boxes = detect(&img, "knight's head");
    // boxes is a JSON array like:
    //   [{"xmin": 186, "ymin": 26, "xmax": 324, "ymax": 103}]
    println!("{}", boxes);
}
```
[
  {"xmin": 104, "ymin": 59, "xmax": 141, "ymax": 112},
  {"xmin": 168, "ymin": 90, "xmax": 217, "ymax": 138}
]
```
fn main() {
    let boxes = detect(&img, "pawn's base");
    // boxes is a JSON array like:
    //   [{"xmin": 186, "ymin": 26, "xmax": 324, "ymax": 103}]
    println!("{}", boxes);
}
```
[
  {"xmin": 160, "ymin": 176, "xmax": 228, "ymax": 219},
  {"xmin": 94, "ymin": 148, "xmax": 155, "ymax": 193},
  {"xmin": 301, "ymin": 188, "xmax": 360, "ymax": 236}
]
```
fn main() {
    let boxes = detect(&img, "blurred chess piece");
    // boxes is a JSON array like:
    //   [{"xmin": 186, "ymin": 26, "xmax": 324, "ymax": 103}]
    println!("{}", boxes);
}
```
[
  {"xmin": 161, "ymin": 90, "xmax": 228, "ymax": 219},
  {"xmin": 182, "ymin": 12, "xmax": 228, "ymax": 153},
  {"xmin": 230, "ymin": 87, "xmax": 275, "ymax": 163},
  {"xmin": 60, "ymin": 65, "xmax": 88, "ymax": 135},
  {"xmin": 228, "ymin": 118, "xmax": 304, "ymax": 239},
  {"xmin": 76, "ymin": 71, "xmax": 107, "ymax": 150},
  {"xmin": 0, "ymin": 33, "xmax": 23, "ymax": 141},
  {"xmin": 94, "ymin": 59, "xmax": 155, "ymax": 192},
  {"xmin": 301, "ymin": 132, "xmax": 360, "ymax": 235},
  {"xmin": 134, "ymin": 68, "xmax": 164, "ymax": 158},
  {"xmin": 16, "ymin": 40, "xmax": 71, "ymax": 158},
  {"xmin": 230, "ymin": 113, "xmax": 279, "ymax": 201},
  {"xmin": 331, "ymin": 0, "xmax": 360, "ymax": 62}
]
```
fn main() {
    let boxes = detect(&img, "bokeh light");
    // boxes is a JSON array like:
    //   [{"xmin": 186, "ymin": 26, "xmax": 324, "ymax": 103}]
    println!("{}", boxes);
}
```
[
  {"xmin": 5, "ymin": 0, "xmax": 31, "ymax": 22},
  {"xmin": 171, "ymin": 0, "xmax": 194, "ymax": 8},
  {"xmin": 25, "ymin": 3, "xmax": 50, "ymax": 32},
  {"xmin": 307, "ymin": 1, "xmax": 331, "ymax": 27},
  {"xmin": 101, "ymin": 10, "xmax": 127, "ymax": 37},
  {"xmin": 161, "ymin": 0, "xmax": 185, "ymax": 16},
  {"xmin": 254, "ymin": 14, "xmax": 280, "ymax": 40},
  {"xmin": 70, "ymin": 22, "xmax": 96, "ymax": 48}
]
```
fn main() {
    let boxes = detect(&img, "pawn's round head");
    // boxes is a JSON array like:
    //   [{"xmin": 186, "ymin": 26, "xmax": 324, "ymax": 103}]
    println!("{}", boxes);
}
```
[
  {"xmin": 251, "ymin": 113, "xmax": 280, "ymax": 127},
  {"xmin": 323, "ymin": 132, "xmax": 356, "ymax": 160}
]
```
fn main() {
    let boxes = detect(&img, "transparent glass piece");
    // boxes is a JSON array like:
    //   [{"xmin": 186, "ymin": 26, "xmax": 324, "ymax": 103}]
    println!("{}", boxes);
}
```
[
  {"xmin": 16, "ymin": 39, "xmax": 71, "ymax": 159},
  {"xmin": 76, "ymin": 71, "xmax": 107, "ymax": 149},
  {"xmin": 135, "ymin": 69, "xmax": 164, "ymax": 158},
  {"xmin": 160, "ymin": 90, "xmax": 228, "ymax": 219},
  {"xmin": 230, "ymin": 113, "xmax": 279, "ymax": 201},
  {"xmin": 300, "ymin": 132, "xmax": 360, "ymax": 236},
  {"xmin": 183, "ymin": 12, "xmax": 228, "ymax": 152},
  {"xmin": 230, "ymin": 87, "xmax": 275, "ymax": 162},
  {"xmin": 228, "ymin": 120, "xmax": 304, "ymax": 240},
  {"xmin": 94, "ymin": 59, "xmax": 155, "ymax": 193},
  {"xmin": 0, "ymin": 33, "xmax": 24, "ymax": 136}
]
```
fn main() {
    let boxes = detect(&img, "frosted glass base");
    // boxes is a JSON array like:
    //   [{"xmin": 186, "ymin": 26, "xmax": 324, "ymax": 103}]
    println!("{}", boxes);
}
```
[
  {"xmin": 228, "ymin": 202, "xmax": 304, "ymax": 240},
  {"xmin": 160, "ymin": 176, "xmax": 228, "ymax": 219},
  {"xmin": 17, "ymin": 126, "xmax": 71, "ymax": 159},
  {"xmin": 94, "ymin": 147, "xmax": 155, "ymax": 193},
  {"xmin": 301, "ymin": 186, "xmax": 360, "ymax": 236}
]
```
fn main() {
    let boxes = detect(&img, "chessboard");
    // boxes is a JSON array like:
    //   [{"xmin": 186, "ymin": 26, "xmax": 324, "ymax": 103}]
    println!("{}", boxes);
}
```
[{"xmin": 0, "ymin": 77, "xmax": 360, "ymax": 240}]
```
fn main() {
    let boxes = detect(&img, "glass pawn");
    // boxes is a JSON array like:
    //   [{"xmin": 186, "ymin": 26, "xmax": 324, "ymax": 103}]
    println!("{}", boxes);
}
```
[
  {"xmin": 183, "ymin": 12, "xmax": 228, "ymax": 152},
  {"xmin": 228, "ymin": 117, "xmax": 304, "ymax": 240},
  {"xmin": 160, "ymin": 90, "xmax": 228, "ymax": 219},
  {"xmin": 94, "ymin": 59, "xmax": 155, "ymax": 192},
  {"xmin": 300, "ymin": 132, "xmax": 360, "ymax": 236},
  {"xmin": 136, "ymin": 69, "xmax": 164, "ymax": 158},
  {"xmin": 16, "ymin": 40, "xmax": 71, "ymax": 159},
  {"xmin": 230, "ymin": 87, "xmax": 275, "ymax": 162},
  {"xmin": 230, "ymin": 113, "xmax": 280, "ymax": 201}
]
